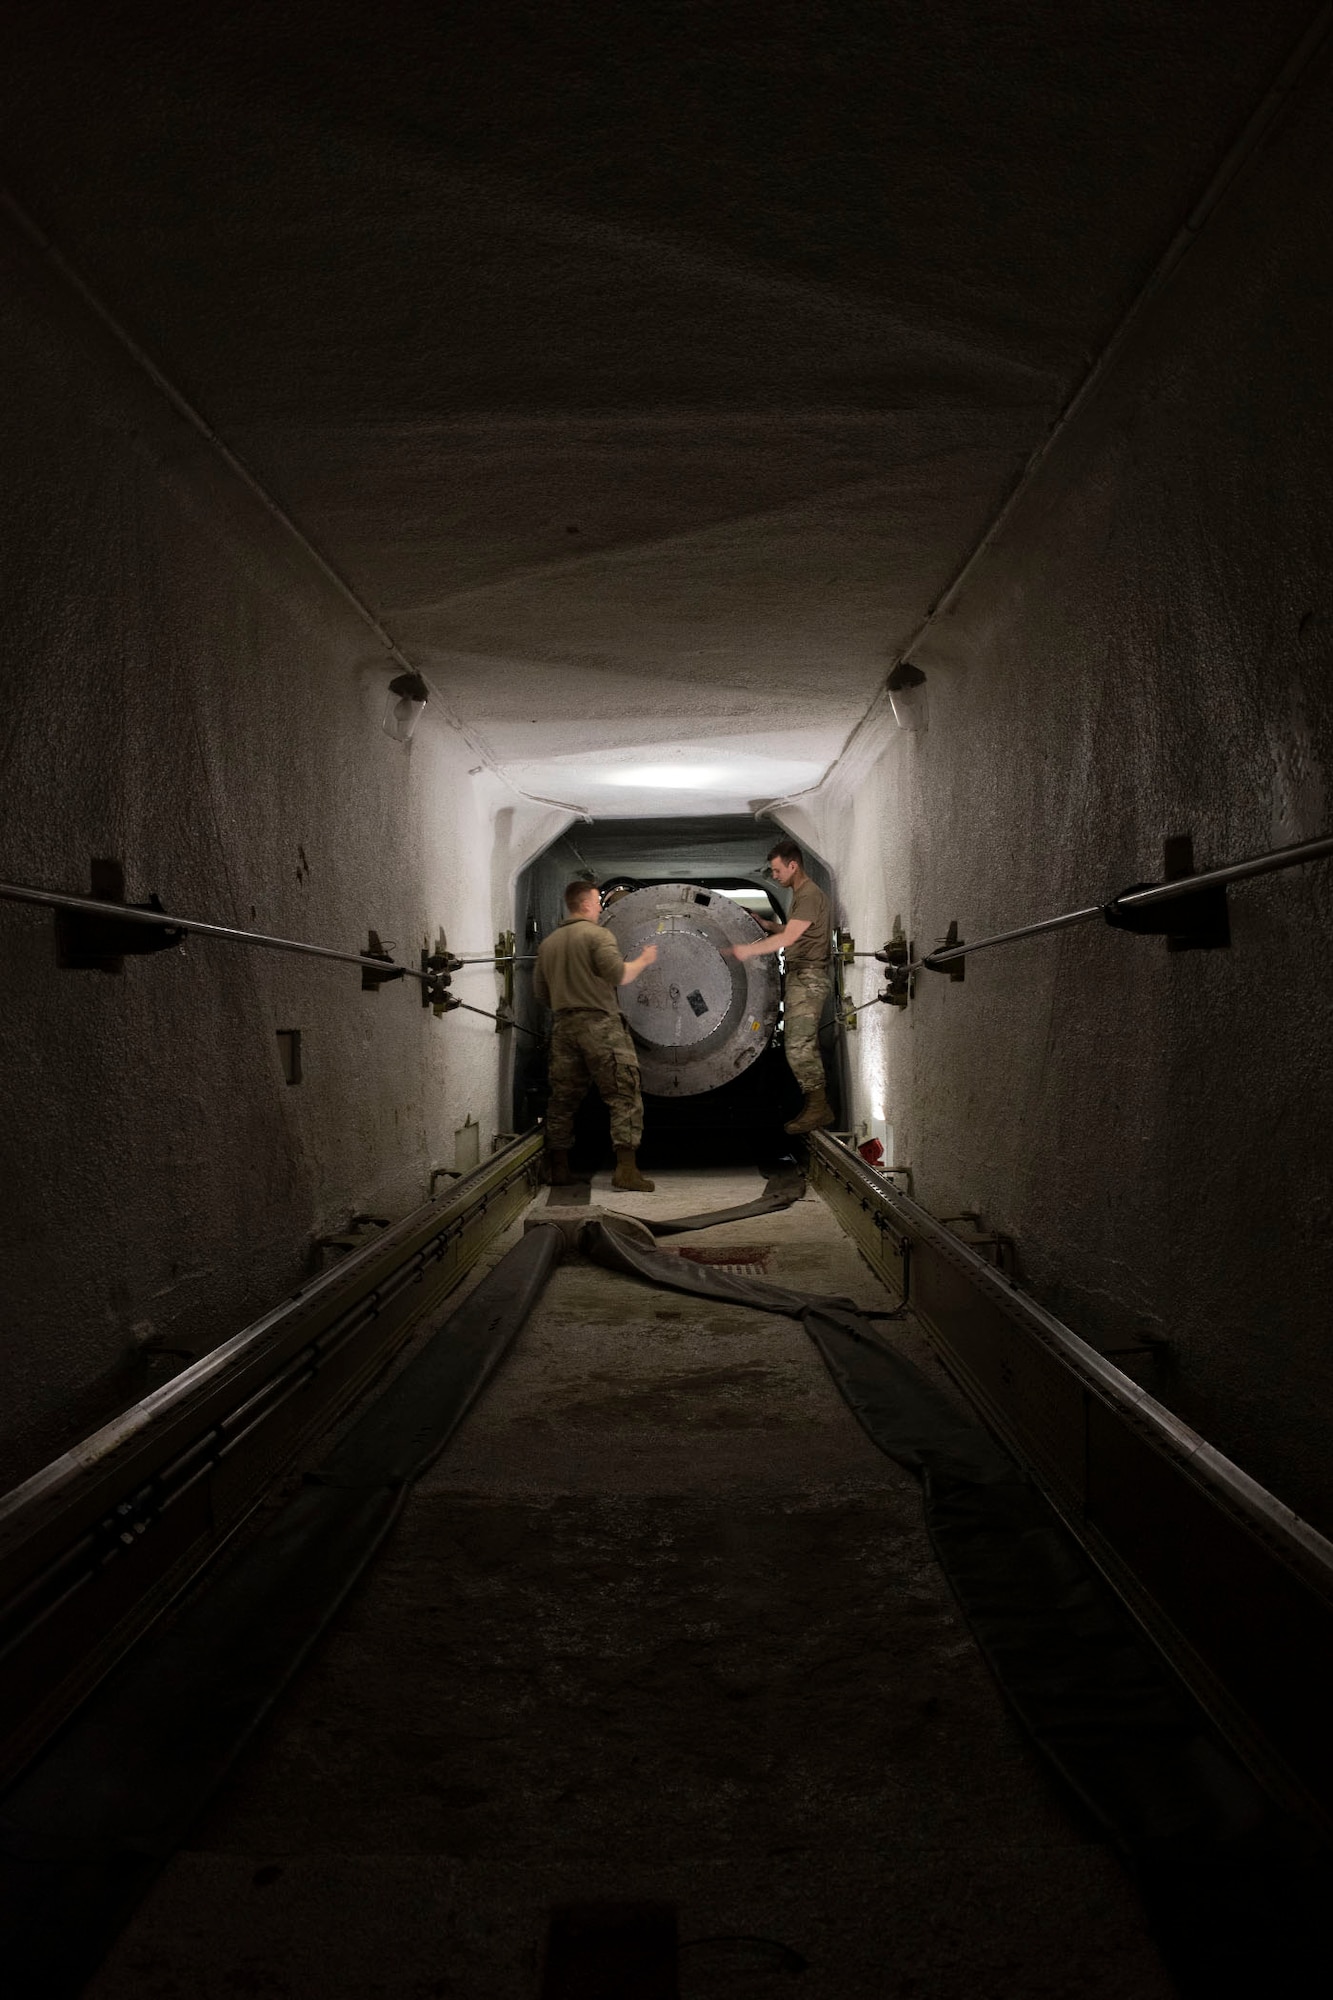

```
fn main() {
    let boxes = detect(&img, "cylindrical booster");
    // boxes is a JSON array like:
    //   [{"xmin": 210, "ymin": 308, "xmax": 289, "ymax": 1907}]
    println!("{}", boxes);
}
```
[{"xmin": 601, "ymin": 883, "xmax": 779, "ymax": 1096}]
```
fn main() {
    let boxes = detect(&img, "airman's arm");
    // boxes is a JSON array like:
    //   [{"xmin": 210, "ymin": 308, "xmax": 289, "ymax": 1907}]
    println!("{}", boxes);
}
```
[{"xmin": 730, "ymin": 918, "xmax": 811, "ymax": 962}]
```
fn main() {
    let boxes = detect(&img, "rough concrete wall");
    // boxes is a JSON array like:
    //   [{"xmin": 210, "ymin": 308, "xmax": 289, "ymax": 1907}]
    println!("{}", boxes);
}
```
[
  {"xmin": 0, "ymin": 217, "xmax": 511, "ymax": 1487},
  {"xmin": 815, "ymin": 61, "xmax": 1333, "ymax": 1533}
]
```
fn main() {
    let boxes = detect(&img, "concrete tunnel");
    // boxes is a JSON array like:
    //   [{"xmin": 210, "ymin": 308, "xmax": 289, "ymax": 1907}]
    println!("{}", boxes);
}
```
[{"xmin": 1, "ymin": 5, "xmax": 1332, "ymax": 1994}]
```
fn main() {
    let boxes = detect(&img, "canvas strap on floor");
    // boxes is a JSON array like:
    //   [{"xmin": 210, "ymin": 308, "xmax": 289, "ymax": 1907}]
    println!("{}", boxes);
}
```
[{"xmin": 640, "ymin": 1166, "xmax": 807, "ymax": 1237}]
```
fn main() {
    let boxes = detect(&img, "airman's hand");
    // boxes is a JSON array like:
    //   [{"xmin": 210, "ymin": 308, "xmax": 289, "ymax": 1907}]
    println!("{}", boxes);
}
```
[{"xmin": 640, "ymin": 942, "xmax": 658, "ymax": 965}]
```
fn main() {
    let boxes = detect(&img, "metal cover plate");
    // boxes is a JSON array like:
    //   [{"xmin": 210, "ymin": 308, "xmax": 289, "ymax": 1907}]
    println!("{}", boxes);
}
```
[{"xmin": 601, "ymin": 883, "xmax": 778, "ymax": 1096}]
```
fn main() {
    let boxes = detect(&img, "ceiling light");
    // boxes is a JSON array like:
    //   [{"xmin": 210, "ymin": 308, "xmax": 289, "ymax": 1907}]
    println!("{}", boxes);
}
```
[
  {"xmin": 383, "ymin": 671, "xmax": 429, "ymax": 743},
  {"xmin": 887, "ymin": 661, "xmax": 927, "ymax": 731},
  {"xmin": 605, "ymin": 766, "xmax": 725, "ymax": 789}
]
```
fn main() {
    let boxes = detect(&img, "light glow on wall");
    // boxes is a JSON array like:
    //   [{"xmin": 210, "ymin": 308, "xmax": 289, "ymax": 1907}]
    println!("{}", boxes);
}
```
[
  {"xmin": 605, "ymin": 765, "xmax": 725, "ymax": 789},
  {"xmin": 499, "ymin": 735, "xmax": 826, "ymax": 815}
]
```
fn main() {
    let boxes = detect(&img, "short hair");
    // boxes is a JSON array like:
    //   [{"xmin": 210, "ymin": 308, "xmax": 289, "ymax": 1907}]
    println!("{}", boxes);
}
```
[
  {"xmin": 564, "ymin": 879, "xmax": 599, "ymax": 914},
  {"xmin": 766, "ymin": 838, "xmax": 803, "ymax": 867}
]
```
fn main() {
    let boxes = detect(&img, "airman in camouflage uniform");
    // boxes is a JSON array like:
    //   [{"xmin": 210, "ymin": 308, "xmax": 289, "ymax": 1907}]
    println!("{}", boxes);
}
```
[
  {"xmin": 729, "ymin": 838, "xmax": 834, "ymax": 1134},
  {"xmin": 533, "ymin": 881, "xmax": 659, "ymax": 1190},
  {"xmin": 547, "ymin": 1011, "xmax": 644, "ymax": 1150},
  {"xmin": 782, "ymin": 962, "xmax": 832, "ymax": 1101}
]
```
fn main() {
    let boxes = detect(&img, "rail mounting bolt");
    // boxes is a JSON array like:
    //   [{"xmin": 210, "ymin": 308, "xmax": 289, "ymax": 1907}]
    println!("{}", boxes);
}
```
[
  {"xmin": 881, "ymin": 962, "xmax": 914, "ymax": 1008},
  {"xmin": 421, "ymin": 932, "xmax": 463, "ymax": 1012},
  {"xmin": 876, "ymin": 921, "xmax": 914, "ymax": 1005}
]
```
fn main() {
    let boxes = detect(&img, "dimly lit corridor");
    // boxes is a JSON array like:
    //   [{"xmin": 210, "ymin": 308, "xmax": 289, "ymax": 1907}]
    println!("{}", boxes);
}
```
[{"xmin": 2, "ymin": 6, "xmax": 1332, "ymax": 1995}]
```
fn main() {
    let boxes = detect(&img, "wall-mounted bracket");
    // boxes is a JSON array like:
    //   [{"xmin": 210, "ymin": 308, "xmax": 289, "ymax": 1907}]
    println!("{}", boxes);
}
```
[
  {"xmin": 360, "ymin": 929, "xmax": 408, "ymax": 990},
  {"xmin": 312, "ymin": 1213, "xmax": 391, "ymax": 1259},
  {"xmin": 923, "ymin": 919, "xmax": 966, "ymax": 980},
  {"xmin": 942, "ymin": 1211, "xmax": 1018, "ymax": 1276},
  {"xmin": 1104, "ymin": 834, "xmax": 1231, "ymax": 951},
  {"xmin": 833, "ymin": 928, "xmax": 858, "ymax": 1030},
  {"xmin": 421, "ymin": 930, "xmax": 462, "ymax": 1014},
  {"xmin": 875, "ymin": 917, "xmax": 914, "ymax": 1007},
  {"xmin": 54, "ymin": 860, "xmax": 186, "ymax": 974},
  {"xmin": 495, "ymin": 929, "xmax": 516, "ymax": 1031}
]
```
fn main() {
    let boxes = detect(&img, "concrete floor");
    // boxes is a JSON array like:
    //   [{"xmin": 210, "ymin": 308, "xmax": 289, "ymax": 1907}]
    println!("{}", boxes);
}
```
[{"xmin": 86, "ymin": 1170, "xmax": 1175, "ymax": 1998}]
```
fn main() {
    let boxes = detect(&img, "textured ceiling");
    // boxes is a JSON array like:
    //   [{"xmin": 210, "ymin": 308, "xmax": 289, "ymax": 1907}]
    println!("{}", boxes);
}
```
[{"xmin": 0, "ymin": 1, "xmax": 1313, "ymax": 813}]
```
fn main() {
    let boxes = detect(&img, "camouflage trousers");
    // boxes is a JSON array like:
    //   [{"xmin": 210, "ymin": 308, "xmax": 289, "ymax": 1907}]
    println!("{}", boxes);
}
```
[
  {"xmin": 783, "ymin": 965, "xmax": 830, "ymax": 1095},
  {"xmin": 546, "ymin": 1010, "xmax": 645, "ymax": 1150}
]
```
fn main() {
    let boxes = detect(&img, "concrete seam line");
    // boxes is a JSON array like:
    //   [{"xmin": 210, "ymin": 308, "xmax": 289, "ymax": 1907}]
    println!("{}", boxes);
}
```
[
  {"xmin": 0, "ymin": 186, "xmax": 593, "ymax": 823},
  {"xmin": 772, "ymin": 0, "xmax": 1333, "ymax": 813}
]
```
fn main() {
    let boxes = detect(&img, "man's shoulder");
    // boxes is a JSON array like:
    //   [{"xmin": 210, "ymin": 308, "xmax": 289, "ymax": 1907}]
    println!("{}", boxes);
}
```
[{"xmin": 549, "ymin": 918, "xmax": 616, "ymax": 952}]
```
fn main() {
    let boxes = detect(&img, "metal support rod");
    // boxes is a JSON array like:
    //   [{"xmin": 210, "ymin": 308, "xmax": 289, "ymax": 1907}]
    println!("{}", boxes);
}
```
[
  {"xmin": 908, "ymin": 832, "xmax": 1333, "ymax": 974},
  {"xmin": 0, "ymin": 880, "xmax": 424, "ymax": 976},
  {"xmin": 12, "ymin": 828, "xmax": 1326, "ymax": 1001},
  {"xmin": 0, "ymin": 879, "xmax": 534, "ymax": 978},
  {"xmin": 452, "ymin": 1001, "xmax": 542, "ymax": 1038},
  {"xmin": 915, "ymin": 902, "xmax": 1104, "ymax": 969}
]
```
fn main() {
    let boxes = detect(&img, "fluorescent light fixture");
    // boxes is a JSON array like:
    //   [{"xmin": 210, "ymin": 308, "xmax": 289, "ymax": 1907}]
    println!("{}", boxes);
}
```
[{"xmin": 604, "ymin": 765, "xmax": 724, "ymax": 789}]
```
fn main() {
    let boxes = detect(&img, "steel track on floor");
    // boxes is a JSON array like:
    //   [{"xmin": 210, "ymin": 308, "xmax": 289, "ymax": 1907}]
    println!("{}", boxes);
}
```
[
  {"xmin": 806, "ymin": 1129, "xmax": 1333, "ymax": 1831},
  {"xmin": 0, "ymin": 1132, "xmax": 543, "ymax": 1788}
]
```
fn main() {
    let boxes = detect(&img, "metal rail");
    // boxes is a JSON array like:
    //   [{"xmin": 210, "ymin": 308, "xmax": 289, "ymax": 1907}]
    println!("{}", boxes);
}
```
[
  {"xmin": 0, "ymin": 877, "xmax": 542, "ymax": 1034},
  {"xmin": 807, "ymin": 1130, "xmax": 1333, "ymax": 1831},
  {"xmin": 0, "ymin": 878, "xmax": 529, "ymax": 975},
  {"xmin": 1, "ymin": 878, "xmax": 415, "ymax": 971},
  {"xmin": 452, "ymin": 1000, "xmax": 540, "ymax": 1035},
  {"xmin": 0, "ymin": 1130, "xmax": 544, "ymax": 1789},
  {"xmin": 849, "ymin": 831, "xmax": 1332, "ymax": 982}
]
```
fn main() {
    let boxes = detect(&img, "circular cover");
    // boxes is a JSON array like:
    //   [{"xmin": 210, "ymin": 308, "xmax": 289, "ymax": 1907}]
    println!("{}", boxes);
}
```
[{"xmin": 601, "ymin": 882, "xmax": 779, "ymax": 1097}]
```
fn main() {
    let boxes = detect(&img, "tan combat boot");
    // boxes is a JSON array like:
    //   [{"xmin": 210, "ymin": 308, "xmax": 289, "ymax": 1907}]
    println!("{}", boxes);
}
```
[
  {"xmin": 784, "ymin": 1087, "xmax": 835, "ymax": 1136},
  {"xmin": 546, "ymin": 1147, "xmax": 577, "ymax": 1187},
  {"xmin": 611, "ymin": 1146, "xmax": 655, "ymax": 1192}
]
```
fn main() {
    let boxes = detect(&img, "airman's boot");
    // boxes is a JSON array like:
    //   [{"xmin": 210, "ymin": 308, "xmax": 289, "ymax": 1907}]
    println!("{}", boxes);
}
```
[
  {"xmin": 612, "ymin": 1146, "xmax": 655, "ymax": 1192},
  {"xmin": 547, "ymin": 1147, "xmax": 577, "ymax": 1187},
  {"xmin": 784, "ymin": 1087, "xmax": 834, "ymax": 1135}
]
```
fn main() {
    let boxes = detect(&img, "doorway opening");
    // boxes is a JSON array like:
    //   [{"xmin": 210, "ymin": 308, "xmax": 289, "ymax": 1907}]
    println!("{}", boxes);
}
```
[{"xmin": 511, "ymin": 815, "xmax": 846, "ymax": 1168}]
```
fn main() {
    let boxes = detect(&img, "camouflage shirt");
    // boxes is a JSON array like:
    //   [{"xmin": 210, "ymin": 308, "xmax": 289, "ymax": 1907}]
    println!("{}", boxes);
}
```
[
  {"xmin": 533, "ymin": 917, "xmax": 625, "ymax": 1015},
  {"xmin": 785, "ymin": 876, "xmax": 831, "ymax": 965}
]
